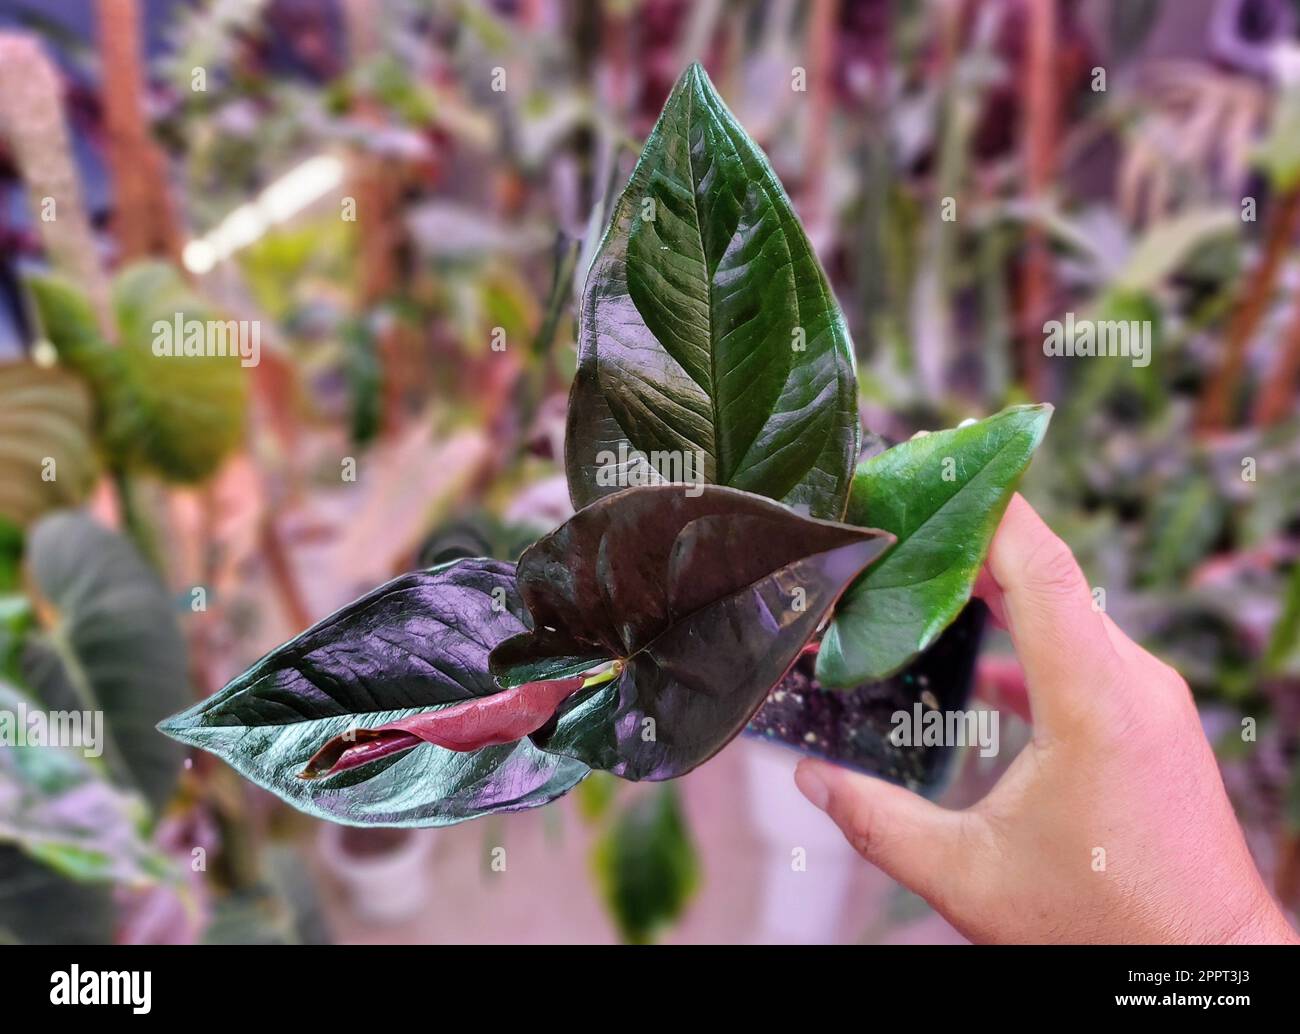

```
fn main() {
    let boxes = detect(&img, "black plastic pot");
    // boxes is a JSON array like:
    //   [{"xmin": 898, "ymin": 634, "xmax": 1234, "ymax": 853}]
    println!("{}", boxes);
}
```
[{"xmin": 744, "ymin": 600, "xmax": 987, "ymax": 797}]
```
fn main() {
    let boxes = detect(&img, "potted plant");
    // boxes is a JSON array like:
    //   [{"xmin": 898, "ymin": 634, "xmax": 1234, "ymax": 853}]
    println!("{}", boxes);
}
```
[{"xmin": 159, "ymin": 64, "xmax": 1049, "ymax": 833}]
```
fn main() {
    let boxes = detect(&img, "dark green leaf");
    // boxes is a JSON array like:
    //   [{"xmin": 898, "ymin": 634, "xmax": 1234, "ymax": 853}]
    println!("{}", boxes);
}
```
[
  {"xmin": 0, "ymin": 593, "xmax": 30, "ymax": 684},
  {"xmin": 159, "ymin": 559, "xmax": 590, "ymax": 827},
  {"xmin": 490, "ymin": 485, "xmax": 892, "ymax": 779},
  {"xmin": 565, "ymin": 63, "xmax": 859, "ymax": 520},
  {"xmin": 592, "ymin": 785, "xmax": 698, "ymax": 944},
  {"xmin": 108, "ymin": 263, "xmax": 249, "ymax": 482},
  {"xmin": 27, "ymin": 511, "xmax": 190, "ymax": 811},
  {"xmin": 343, "ymin": 316, "xmax": 382, "ymax": 447},
  {"xmin": 818, "ymin": 404, "xmax": 1051, "ymax": 687},
  {"xmin": 1140, "ymin": 472, "xmax": 1223, "ymax": 586}
]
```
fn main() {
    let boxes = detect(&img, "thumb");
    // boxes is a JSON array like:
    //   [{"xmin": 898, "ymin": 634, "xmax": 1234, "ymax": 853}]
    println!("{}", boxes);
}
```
[
  {"xmin": 980, "ymin": 494, "xmax": 1127, "ymax": 732},
  {"xmin": 795, "ymin": 758, "xmax": 969, "ymax": 905}
]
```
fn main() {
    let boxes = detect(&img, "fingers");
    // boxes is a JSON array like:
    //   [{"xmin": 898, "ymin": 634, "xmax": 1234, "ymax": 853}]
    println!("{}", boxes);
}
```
[
  {"xmin": 979, "ymin": 495, "xmax": 1127, "ymax": 732},
  {"xmin": 795, "ymin": 759, "xmax": 967, "ymax": 905}
]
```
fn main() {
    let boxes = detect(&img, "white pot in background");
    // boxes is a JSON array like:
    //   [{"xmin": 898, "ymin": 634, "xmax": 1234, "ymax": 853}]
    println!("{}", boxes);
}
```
[
  {"xmin": 317, "ymin": 824, "xmax": 436, "ymax": 925},
  {"xmin": 742, "ymin": 737, "xmax": 860, "ymax": 943}
]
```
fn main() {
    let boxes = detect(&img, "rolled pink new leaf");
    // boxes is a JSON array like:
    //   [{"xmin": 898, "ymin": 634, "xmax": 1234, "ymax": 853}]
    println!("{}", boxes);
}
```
[{"xmin": 298, "ymin": 675, "xmax": 589, "ymax": 780}]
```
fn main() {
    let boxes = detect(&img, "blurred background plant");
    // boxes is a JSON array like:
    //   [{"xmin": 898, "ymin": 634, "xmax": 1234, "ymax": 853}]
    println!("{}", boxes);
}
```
[{"xmin": 0, "ymin": 0, "xmax": 1296, "ymax": 943}]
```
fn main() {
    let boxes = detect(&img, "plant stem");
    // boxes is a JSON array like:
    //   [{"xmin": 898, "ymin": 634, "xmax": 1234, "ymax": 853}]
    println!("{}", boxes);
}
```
[
  {"xmin": 1019, "ymin": 0, "xmax": 1058, "ymax": 401},
  {"xmin": 95, "ymin": 0, "xmax": 185, "ymax": 267},
  {"xmin": 1252, "ymin": 281, "xmax": 1300, "ymax": 427},
  {"xmin": 581, "ymin": 660, "xmax": 624, "ymax": 689},
  {"xmin": 1198, "ymin": 186, "xmax": 1300, "ymax": 431}
]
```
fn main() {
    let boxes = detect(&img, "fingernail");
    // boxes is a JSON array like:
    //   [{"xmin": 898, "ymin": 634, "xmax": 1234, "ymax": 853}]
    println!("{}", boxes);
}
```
[{"xmin": 794, "ymin": 762, "xmax": 829, "ymax": 811}]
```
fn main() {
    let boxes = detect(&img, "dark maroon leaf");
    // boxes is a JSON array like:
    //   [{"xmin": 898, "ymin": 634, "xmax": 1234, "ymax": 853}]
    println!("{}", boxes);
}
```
[{"xmin": 490, "ymin": 485, "xmax": 893, "ymax": 780}]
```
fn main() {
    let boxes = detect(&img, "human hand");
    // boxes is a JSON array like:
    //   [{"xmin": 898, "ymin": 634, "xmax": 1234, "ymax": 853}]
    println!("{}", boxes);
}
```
[{"xmin": 794, "ymin": 495, "xmax": 1298, "ymax": 944}]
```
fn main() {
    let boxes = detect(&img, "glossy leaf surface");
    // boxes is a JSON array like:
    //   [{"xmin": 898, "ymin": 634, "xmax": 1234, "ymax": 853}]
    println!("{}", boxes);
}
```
[
  {"xmin": 159, "ymin": 559, "xmax": 590, "ymax": 826},
  {"xmin": 818, "ymin": 404, "xmax": 1052, "ymax": 686},
  {"xmin": 491, "ymin": 485, "xmax": 892, "ymax": 780},
  {"xmin": 565, "ymin": 63, "xmax": 859, "ymax": 520}
]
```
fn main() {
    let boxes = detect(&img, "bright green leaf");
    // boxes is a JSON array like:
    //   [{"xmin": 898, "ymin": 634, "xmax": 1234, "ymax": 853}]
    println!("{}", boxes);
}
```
[{"xmin": 818, "ymin": 404, "xmax": 1052, "ymax": 686}]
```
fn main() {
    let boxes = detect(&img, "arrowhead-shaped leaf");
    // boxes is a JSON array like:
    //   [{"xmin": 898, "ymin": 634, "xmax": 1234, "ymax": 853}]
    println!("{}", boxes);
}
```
[
  {"xmin": 817, "ymin": 404, "xmax": 1052, "ymax": 687},
  {"xmin": 158, "ymin": 559, "xmax": 590, "ymax": 827},
  {"xmin": 565, "ymin": 63, "xmax": 860, "ymax": 520},
  {"xmin": 490, "ymin": 485, "xmax": 893, "ymax": 780}
]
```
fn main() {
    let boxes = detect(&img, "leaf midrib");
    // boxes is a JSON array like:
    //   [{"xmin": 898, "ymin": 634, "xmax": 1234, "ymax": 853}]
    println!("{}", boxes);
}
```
[{"xmin": 684, "ymin": 79, "xmax": 727, "ymax": 481}]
